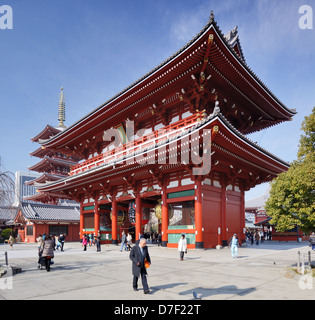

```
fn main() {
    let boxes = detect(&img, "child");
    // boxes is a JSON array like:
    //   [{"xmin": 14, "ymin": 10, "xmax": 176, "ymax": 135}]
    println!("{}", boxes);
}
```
[{"xmin": 82, "ymin": 235, "xmax": 88, "ymax": 251}]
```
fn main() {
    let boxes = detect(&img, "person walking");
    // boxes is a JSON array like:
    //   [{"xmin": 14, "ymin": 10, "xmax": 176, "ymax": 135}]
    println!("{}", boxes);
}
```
[
  {"xmin": 55, "ymin": 235, "xmax": 61, "ymax": 250},
  {"xmin": 52, "ymin": 234, "xmax": 56, "ymax": 250},
  {"xmin": 127, "ymin": 232, "xmax": 133, "ymax": 251},
  {"xmin": 40, "ymin": 235, "xmax": 54, "ymax": 272},
  {"xmin": 59, "ymin": 234, "xmax": 66, "ymax": 252},
  {"xmin": 157, "ymin": 233, "xmax": 162, "ymax": 247},
  {"xmin": 37, "ymin": 234, "xmax": 43, "ymax": 253},
  {"xmin": 129, "ymin": 238, "xmax": 151, "ymax": 294},
  {"xmin": 250, "ymin": 232, "xmax": 254, "ymax": 245},
  {"xmin": 178, "ymin": 234, "xmax": 187, "ymax": 261},
  {"xmin": 89, "ymin": 233, "xmax": 95, "ymax": 246},
  {"xmin": 82, "ymin": 235, "xmax": 88, "ymax": 251},
  {"xmin": 309, "ymin": 232, "xmax": 315, "ymax": 251},
  {"xmin": 8, "ymin": 234, "xmax": 15, "ymax": 250},
  {"xmin": 229, "ymin": 234, "xmax": 239, "ymax": 258},
  {"xmin": 96, "ymin": 232, "xmax": 101, "ymax": 252},
  {"xmin": 260, "ymin": 231, "xmax": 264, "ymax": 243},
  {"xmin": 120, "ymin": 231, "xmax": 128, "ymax": 252},
  {"xmin": 255, "ymin": 231, "xmax": 260, "ymax": 245}
]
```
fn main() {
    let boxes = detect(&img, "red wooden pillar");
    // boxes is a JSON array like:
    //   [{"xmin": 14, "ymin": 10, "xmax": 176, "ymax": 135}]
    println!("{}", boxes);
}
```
[
  {"xmin": 94, "ymin": 198, "xmax": 100, "ymax": 236},
  {"xmin": 218, "ymin": 173, "xmax": 229, "ymax": 246},
  {"xmin": 80, "ymin": 201, "xmax": 84, "ymax": 239},
  {"xmin": 195, "ymin": 178, "xmax": 203, "ymax": 248},
  {"xmin": 135, "ymin": 194, "xmax": 142, "ymax": 243},
  {"xmin": 221, "ymin": 183, "xmax": 228, "ymax": 246},
  {"xmin": 161, "ymin": 184, "xmax": 168, "ymax": 247},
  {"xmin": 240, "ymin": 189, "xmax": 246, "ymax": 243},
  {"xmin": 111, "ymin": 198, "xmax": 118, "ymax": 244}
]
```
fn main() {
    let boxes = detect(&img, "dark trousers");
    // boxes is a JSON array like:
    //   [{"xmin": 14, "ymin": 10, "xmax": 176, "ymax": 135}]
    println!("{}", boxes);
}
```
[
  {"xmin": 96, "ymin": 242, "xmax": 101, "ymax": 252},
  {"xmin": 133, "ymin": 268, "xmax": 149, "ymax": 292},
  {"xmin": 180, "ymin": 251, "xmax": 185, "ymax": 260},
  {"xmin": 45, "ymin": 257, "xmax": 51, "ymax": 271},
  {"xmin": 60, "ymin": 242, "xmax": 64, "ymax": 251}
]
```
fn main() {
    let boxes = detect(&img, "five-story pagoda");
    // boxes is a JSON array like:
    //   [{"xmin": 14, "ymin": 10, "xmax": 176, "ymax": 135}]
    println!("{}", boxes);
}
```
[{"xmin": 25, "ymin": 88, "xmax": 80, "ymax": 205}]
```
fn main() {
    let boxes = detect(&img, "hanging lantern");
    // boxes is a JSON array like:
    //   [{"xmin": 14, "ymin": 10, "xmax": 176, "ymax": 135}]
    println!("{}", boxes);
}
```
[
  {"xmin": 154, "ymin": 200, "xmax": 162, "ymax": 221},
  {"xmin": 128, "ymin": 201, "xmax": 151, "ymax": 225},
  {"xmin": 110, "ymin": 210, "xmax": 126, "ymax": 226},
  {"xmin": 128, "ymin": 201, "xmax": 136, "ymax": 225},
  {"xmin": 154, "ymin": 200, "xmax": 174, "ymax": 221},
  {"xmin": 168, "ymin": 204, "xmax": 174, "ymax": 220}
]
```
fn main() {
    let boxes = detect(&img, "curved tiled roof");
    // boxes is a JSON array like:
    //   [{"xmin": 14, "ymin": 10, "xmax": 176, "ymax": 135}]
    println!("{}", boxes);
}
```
[
  {"xmin": 28, "ymin": 156, "xmax": 77, "ymax": 172},
  {"xmin": 0, "ymin": 207, "xmax": 17, "ymax": 221},
  {"xmin": 41, "ymin": 11, "xmax": 296, "ymax": 149},
  {"xmin": 20, "ymin": 202, "xmax": 79, "ymax": 222},
  {"xmin": 31, "ymin": 124, "xmax": 65, "ymax": 143},
  {"xmin": 245, "ymin": 184, "xmax": 272, "ymax": 210}
]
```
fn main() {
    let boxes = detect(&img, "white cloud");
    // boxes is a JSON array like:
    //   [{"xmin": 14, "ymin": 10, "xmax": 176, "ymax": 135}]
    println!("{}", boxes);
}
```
[
  {"xmin": 169, "ymin": 0, "xmax": 313, "ymax": 59},
  {"xmin": 169, "ymin": 4, "xmax": 208, "ymax": 45}
]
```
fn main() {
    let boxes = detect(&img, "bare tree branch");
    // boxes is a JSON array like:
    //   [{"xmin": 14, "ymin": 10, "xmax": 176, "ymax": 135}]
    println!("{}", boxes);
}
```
[{"xmin": 0, "ymin": 158, "xmax": 15, "ymax": 206}]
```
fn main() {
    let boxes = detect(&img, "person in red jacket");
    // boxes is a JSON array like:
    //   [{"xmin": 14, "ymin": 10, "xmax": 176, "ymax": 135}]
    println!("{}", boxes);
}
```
[{"xmin": 82, "ymin": 235, "xmax": 88, "ymax": 251}]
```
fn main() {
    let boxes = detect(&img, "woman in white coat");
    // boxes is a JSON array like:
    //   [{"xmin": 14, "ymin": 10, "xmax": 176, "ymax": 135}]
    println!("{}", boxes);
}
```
[{"xmin": 178, "ymin": 234, "xmax": 187, "ymax": 261}]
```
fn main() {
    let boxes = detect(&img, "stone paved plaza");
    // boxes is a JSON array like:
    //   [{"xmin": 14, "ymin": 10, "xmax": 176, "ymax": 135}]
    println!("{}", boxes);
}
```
[{"xmin": 0, "ymin": 241, "xmax": 314, "ymax": 300}]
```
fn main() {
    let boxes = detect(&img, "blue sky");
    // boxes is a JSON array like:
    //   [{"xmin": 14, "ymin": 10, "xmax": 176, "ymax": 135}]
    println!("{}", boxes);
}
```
[{"xmin": 0, "ymin": 0, "xmax": 314, "ymax": 201}]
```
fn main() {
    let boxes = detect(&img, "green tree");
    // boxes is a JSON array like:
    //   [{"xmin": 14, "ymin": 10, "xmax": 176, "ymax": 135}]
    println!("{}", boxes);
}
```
[
  {"xmin": 1, "ymin": 228, "xmax": 13, "ymax": 240},
  {"xmin": 298, "ymin": 106, "xmax": 315, "ymax": 160},
  {"xmin": 265, "ymin": 107, "xmax": 315, "ymax": 233}
]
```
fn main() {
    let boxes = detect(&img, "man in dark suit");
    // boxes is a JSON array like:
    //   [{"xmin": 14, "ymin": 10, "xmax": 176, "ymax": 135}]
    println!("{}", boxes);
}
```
[{"xmin": 129, "ymin": 238, "xmax": 151, "ymax": 294}]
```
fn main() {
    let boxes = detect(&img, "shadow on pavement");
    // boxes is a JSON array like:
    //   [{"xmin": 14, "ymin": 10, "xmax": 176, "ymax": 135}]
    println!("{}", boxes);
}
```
[
  {"xmin": 150, "ymin": 282, "xmax": 188, "ymax": 293},
  {"xmin": 179, "ymin": 285, "xmax": 256, "ymax": 299}
]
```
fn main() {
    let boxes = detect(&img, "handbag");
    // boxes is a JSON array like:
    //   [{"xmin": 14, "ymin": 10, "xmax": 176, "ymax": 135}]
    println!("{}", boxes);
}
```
[{"xmin": 144, "ymin": 258, "xmax": 150, "ymax": 268}]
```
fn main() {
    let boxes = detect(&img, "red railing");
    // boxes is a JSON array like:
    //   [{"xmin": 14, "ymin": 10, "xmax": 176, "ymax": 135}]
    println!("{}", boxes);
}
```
[{"xmin": 69, "ymin": 113, "xmax": 203, "ymax": 176}]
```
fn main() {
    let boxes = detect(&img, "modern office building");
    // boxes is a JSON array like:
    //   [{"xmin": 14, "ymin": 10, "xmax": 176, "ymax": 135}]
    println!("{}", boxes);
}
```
[{"xmin": 13, "ymin": 171, "xmax": 41, "ymax": 206}]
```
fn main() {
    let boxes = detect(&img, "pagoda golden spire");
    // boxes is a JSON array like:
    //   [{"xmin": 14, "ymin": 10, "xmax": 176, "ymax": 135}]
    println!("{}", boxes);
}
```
[{"xmin": 58, "ymin": 86, "xmax": 66, "ymax": 128}]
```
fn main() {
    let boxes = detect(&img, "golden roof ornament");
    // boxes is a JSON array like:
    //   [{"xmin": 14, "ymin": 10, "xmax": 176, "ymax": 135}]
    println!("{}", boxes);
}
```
[{"xmin": 209, "ymin": 10, "xmax": 215, "ymax": 23}]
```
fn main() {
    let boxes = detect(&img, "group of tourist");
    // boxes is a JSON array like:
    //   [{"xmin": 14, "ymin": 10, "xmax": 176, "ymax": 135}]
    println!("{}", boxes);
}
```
[
  {"xmin": 120, "ymin": 231, "xmax": 164, "ymax": 252},
  {"xmin": 120, "ymin": 231, "xmax": 133, "ymax": 252},
  {"xmin": 140, "ymin": 231, "xmax": 162, "ymax": 245},
  {"xmin": 37, "ymin": 233, "xmax": 66, "ymax": 252},
  {"xmin": 82, "ymin": 232, "xmax": 101, "ymax": 252},
  {"xmin": 246, "ymin": 230, "xmax": 268, "ymax": 245},
  {"xmin": 32, "ymin": 229, "xmax": 315, "ymax": 295}
]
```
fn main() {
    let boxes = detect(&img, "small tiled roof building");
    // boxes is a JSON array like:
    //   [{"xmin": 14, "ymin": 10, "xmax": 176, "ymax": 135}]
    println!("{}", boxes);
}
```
[{"xmin": 15, "ymin": 202, "xmax": 80, "ymax": 243}]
